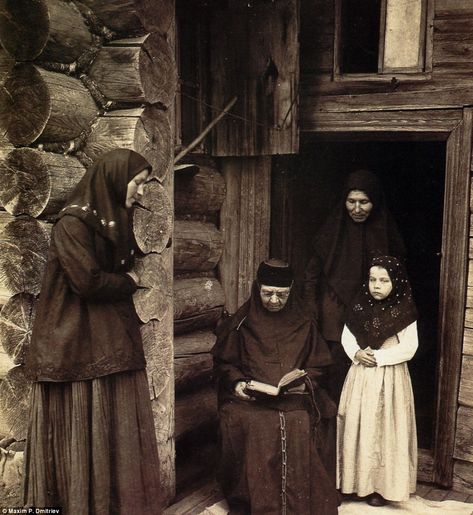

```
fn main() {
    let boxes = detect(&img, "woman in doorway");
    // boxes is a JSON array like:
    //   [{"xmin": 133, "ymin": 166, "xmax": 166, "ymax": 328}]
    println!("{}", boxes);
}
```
[
  {"xmin": 304, "ymin": 169, "xmax": 406, "ymax": 405},
  {"xmin": 212, "ymin": 259, "xmax": 339, "ymax": 515},
  {"xmin": 337, "ymin": 255, "xmax": 418, "ymax": 506},
  {"xmin": 24, "ymin": 148, "xmax": 162, "ymax": 514}
]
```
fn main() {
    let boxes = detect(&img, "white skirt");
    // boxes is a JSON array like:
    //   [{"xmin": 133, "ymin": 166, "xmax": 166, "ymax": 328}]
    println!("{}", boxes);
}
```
[{"xmin": 337, "ymin": 351, "xmax": 417, "ymax": 501}]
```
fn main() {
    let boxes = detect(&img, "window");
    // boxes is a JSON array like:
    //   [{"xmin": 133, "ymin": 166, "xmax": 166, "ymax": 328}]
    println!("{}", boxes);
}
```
[{"xmin": 335, "ymin": 0, "xmax": 433, "ymax": 77}]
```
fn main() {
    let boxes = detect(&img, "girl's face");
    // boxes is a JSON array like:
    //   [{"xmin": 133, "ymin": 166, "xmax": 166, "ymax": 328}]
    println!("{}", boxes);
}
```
[
  {"xmin": 125, "ymin": 168, "xmax": 149, "ymax": 208},
  {"xmin": 345, "ymin": 189, "xmax": 373, "ymax": 223},
  {"xmin": 368, "ymin": 265, "xmax": 393, "ymax": 300}
]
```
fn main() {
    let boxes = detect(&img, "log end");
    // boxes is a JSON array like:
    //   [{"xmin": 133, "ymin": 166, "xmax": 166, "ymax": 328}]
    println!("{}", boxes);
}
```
[
  {"xmin": 3, "ymin": 64, "xmax": 50, "ymax": 146},
  {"xmin": 0, "ymin": 0, "xmax": 49, "ymax": 60}
]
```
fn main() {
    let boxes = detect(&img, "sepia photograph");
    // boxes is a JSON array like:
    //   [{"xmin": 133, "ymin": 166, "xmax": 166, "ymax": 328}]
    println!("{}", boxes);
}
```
[{"xmin": 0, "ymin": 0, "xmax": 473, "ymax": 513}]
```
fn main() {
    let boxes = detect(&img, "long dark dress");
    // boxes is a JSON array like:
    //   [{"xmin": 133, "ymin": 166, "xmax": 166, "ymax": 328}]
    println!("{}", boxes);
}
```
[
  {"xmin": 212, "ymin": 283, "xmax": 339, "ymax": 515},
  {"xmin": 304, "ymin": 170, "xmax": 406, "ymax": 404},
  {"xmin": 23, "ymin": 149, "xmax": 162, "ymax": 514}
]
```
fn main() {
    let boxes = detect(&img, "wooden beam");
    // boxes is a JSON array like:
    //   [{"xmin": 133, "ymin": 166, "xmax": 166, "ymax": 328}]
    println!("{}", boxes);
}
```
[
  {"xmin": 464, "ymin": 328, "xmax": 473, "ymax": 356},
  {"xmin": 175, "ymin": 386, "xmax": 217, "ymax": 440},
  {"xmin": 300, "ymin": 109, "xmax": 462, "ymax": 134},
  {"xmin": 219, "ymin": 157, "xmax": 271, "ymax": 313},
  {"xmin": 434, "ymin": 108, "xmax": 473, "ymax": 487},
  {"xmin": 453, "ymin": 459, "xmax": 473, "ymax": 494}
]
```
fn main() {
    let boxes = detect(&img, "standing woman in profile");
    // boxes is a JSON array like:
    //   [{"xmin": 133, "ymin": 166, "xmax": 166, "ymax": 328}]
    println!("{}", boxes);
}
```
[
  {"xmin": 23, "ymin": 148, "xmax": 162, "ymax": 514},
  {"xmin": 304, "ymin": 169, "xmax": 406, "ymax": 405}
]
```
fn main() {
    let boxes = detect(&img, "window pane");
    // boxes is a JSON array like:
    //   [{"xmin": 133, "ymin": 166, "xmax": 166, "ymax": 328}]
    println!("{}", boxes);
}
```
[
  {"xmin": 383, "ymin": 0, "xmax": 423, "ymax": 70},
  {"xmin": 341, "ymin": 0, "xmax": 381, "ymax": 73}
]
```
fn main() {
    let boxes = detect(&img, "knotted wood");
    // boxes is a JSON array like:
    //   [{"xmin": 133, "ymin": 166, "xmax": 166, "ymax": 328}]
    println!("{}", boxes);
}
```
[
  {"xmin": 0, "ymin": 217, "xmax": 51, "ymax": 296},
  {"xmin": 174, "ymin": 220, "xmax": 223, "ymax": 272},
  {"xmin": 0, "ymin": 293, "xmax": 36, "ymax": 365},
  {"xmin": 2, "ymin": 64, "xmax": 98, "ymax": 146},
  {"xmin": 84, "ymin": 106, "xmax": 172, "ymax": 181},
  {"xmin": 174, "ymin": 277, "xmax": 225, "ymax": 321},
  {"xmin": 0, "ymin": 0, "xmax": 93, "ymax": 62},
  {"xmin": 80, "ymin": 0, "xmax": 173, "ymax": 35},
  {"xmin": 133, "ymin": 180, "xmax": 173, "ymax": 254},
  {"xmin": 133, "ymin": 249, "xmax": 172, "ymax": 323},
  {"xmin": 89, "ymin": 33, "xmax": 176, "ymax": 106},
  {"xmin": 0, "ymin": 148, "xmax": 86, "ymax": 217},
  {"xmin": 174, "ymin": 307, "xmax": 222, "ymax": 336},
  {"xmin": 175, "ymin": 166, "xmax": 226, "ymax": 215},
  {"xmin": 0, "ymin": 365, "xmax": 31, "ymax": 440}
]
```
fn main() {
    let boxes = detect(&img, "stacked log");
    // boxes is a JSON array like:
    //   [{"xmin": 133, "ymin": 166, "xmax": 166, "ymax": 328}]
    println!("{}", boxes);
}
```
[
  {"xmin": 173, "ymin": 160, "xmax": 226, "ymax": 486},
  {"xmin": 0, "ymin": 0, "xmax": 177, "ymax": 505}
]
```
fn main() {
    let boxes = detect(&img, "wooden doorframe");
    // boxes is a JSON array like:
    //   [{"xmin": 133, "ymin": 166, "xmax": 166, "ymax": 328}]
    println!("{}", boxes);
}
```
[{"xmin": 300, "ymin": 107, "xmax": 472, "ymax": 487}]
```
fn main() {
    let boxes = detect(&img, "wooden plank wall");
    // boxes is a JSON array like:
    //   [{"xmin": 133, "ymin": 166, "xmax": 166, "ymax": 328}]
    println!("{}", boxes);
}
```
[{"xmin": 219, "ymin": 157, "xmax": 271, "ymax": 314}]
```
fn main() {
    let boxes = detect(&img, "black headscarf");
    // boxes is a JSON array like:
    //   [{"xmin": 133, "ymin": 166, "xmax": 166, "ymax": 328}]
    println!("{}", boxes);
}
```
[
  {"xmin": 57, "ymin": 148, "xmax": 151, "ymax": 270},
  {"xmin": 312, "ymin": 169, "xmax": 406, "ymax": 307},
  {"xmin": 345, "ymin": 255, "xmax": 418, "ymax": 349}
]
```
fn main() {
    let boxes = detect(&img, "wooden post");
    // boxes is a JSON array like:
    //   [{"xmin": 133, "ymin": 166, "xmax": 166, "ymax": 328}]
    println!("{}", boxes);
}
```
[{"xmin": 219, "ymin": 157, "xmax": 272, "ymax": 312}]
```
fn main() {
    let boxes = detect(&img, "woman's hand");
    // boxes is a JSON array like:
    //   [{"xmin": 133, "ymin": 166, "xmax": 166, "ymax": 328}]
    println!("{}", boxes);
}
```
[
  {"xmin": 355, "ymin": 347, "xmax": 377, "ymax": 367},
  {"xmin": 234, "ymin": 381, "xmax": 255, "ymax": 401},
  {"xmin": 286, "ymin": 383, "xmax": 306, "ymax": 393}
]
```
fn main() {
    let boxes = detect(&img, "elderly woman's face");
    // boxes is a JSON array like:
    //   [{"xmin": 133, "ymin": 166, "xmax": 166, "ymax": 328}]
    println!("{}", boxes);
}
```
[
  {"xmin": 126, "ymin": 168, "xmax": 149, "ymax": 208},
  {"xmin": 345, "ymin": 189, "xmax": 373, "ymax": 223},
  {"xmin": 259, "ymin": 284, "xmax": 291, "ymax": 312}
]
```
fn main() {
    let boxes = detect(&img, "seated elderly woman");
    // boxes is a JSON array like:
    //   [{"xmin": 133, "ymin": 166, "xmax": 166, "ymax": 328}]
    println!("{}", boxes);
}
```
[{"xmin": 212, "ymin": 259, "xmax": 339, "ymax": 515}]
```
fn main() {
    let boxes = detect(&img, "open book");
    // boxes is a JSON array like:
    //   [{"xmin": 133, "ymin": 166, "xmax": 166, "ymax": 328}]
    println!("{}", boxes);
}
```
[{"xmin": 245, "ymin": 369, "xmax": 307, "ymax": 396}]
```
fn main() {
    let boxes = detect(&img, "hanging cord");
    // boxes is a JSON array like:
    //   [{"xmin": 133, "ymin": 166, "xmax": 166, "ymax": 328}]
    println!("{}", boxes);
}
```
[{"xmin": 304, "ymin": 376, "xmax": 322, "ymax": 445}]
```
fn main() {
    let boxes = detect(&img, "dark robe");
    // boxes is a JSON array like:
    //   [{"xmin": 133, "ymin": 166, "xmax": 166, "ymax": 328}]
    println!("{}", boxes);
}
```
[
  {"xmin": 23, "ymin": 149, "xmax": 162, "ymax": 514},
  {"xmin": 304, "ymin": 170, "xmax": 406, "ymax": 403},
  {"xmin": 212, "ymin": 283, "xmax": 339, "ymax": 515}
]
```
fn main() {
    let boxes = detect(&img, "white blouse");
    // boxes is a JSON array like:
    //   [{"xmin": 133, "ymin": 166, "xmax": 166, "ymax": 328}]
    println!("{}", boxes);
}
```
[{"xmin": 341, "ymin": 321, "xmax": 419, "ymax": 367}]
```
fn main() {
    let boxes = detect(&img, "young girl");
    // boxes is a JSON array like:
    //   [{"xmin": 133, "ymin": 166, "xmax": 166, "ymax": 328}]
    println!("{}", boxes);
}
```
[{"xmin": 337, "ymin": 255, "xmax": 418, "ymax": 507}]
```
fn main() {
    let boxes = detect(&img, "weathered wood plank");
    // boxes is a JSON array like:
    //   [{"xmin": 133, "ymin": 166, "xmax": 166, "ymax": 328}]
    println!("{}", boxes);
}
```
[
  {"xmin": 454, "ymin": 406, "xmax": 473, "ymax": 461},
  {"xmin": 301, "ymin": 109, "xmax": 463, "ymax": 133},
  {"xmin": 164, "ymin": 481, "xmax": 223, "ymax": 515},
  {"xmin": 303, "ymin": 87, "xmax": 473, "ymax": 114},
  {"xmin": 459, "ymin": 355, "xmax": 473, "ymax": 407},
  {"xmin": 464, "ymin": 328, "xmax": 473, "ymax": 356},
  {"xmin": 434, "ymin": 41, "xmax": 473, "ymax": 65},
  {"xmin": 210, "ymin": 0, "xmax": 299, "ymax": 155},
  {"xmin": 434, "ymin": 18, "xmax": 473, "ymax": 41},
  {"xmin": 453, "ymin": 458, "xmax": 473, "ymax": 494},
  {"xmin": 435, "ymin": 0, "xmax": 473, "ymax": 16},
  {"xmin": 418, "ymin": 448, "xmax": 434, "ymax": 483},
  {"xmin": 175, "ymin": 386, "xmax": 217, "ymax": 440},
  {"xmin": 434, "ymin": 109, "xmax": 472, "ymax": 487},
  {"xmin": 219, "ymin": 157, "xmax": 271, "ymax": 313}
]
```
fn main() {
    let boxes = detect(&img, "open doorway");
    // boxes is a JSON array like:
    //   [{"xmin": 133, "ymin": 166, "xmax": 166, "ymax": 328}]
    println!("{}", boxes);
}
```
[{"xmin": 271, "ymin": 137, "xmax": 446, "ymax": 452}]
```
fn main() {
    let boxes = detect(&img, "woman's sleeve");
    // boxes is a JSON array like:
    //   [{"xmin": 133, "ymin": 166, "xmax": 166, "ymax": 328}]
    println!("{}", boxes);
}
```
[
  {"xmin": 341, "ymin": 325, "xmax": 361, "ymax": 363},
  {"xmin": 54, "ymin": 217, "xmax": 137, "ymax": 301},
  {"xmin": 372, "ymin": 321, "xmax": 418, "ymax": 366},
  {"xmin": 304, "ymin": 321, "xmax": 333, "ymax": 387}
]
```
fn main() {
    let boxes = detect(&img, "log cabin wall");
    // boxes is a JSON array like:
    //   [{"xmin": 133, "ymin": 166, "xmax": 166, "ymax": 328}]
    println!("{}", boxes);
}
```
[
  {"xmin": 173, "ymin": 156, "xmax": 225, "ymax": 491},
  {"xmin": 0, "ymin": 0, "xmax": 176, "ymax": 506},
  {"xmin": 299, "ymin": 0, "xmax": 473, "ymax": 494}
]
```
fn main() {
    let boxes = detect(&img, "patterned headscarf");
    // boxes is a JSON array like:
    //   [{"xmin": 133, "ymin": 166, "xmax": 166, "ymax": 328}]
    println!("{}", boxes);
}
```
[
  {"xmin": 57, "ymin": 148, "xmax": 151, "ymax": 270},
  {"xmin": 345, "ymin": 255, "xmax": 418, "ymax": 349}
]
